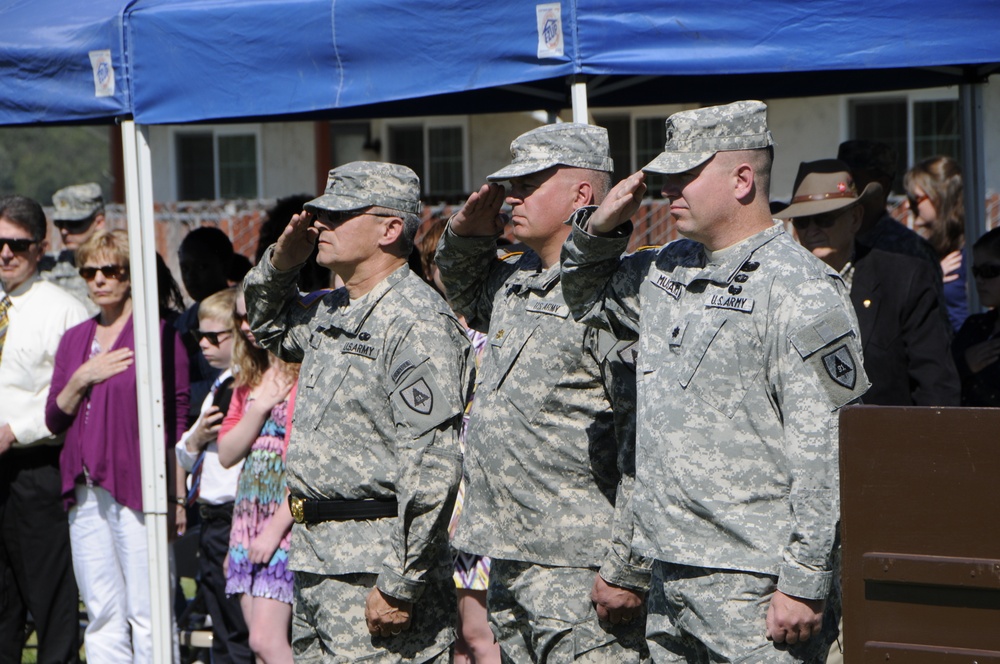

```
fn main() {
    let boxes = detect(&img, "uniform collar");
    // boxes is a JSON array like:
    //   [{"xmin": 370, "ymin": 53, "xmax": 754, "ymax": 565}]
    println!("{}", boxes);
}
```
[
  {"xmin": 507, "ymin": 251, "xmax": 561, "ymax": 293},
  {"xmin": 322, "ymin": 263, "xmax": 410, "ymax": 335},
  {"xmin": 677, "ymin": 223, "xmax": 784, "ymax": 286}
]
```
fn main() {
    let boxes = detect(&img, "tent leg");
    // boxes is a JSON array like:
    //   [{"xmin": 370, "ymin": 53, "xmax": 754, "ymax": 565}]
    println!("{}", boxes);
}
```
[
  {"xmin": 571, "ymin": 79, "xmax": 589, "ymax": 124},
  {"xmin": 121, "ymin": 119, "xmax": 174, "ymax": 664},
  {"xmin": 960, "ymin": 81, "xmax": 986, "ymax": 314}
]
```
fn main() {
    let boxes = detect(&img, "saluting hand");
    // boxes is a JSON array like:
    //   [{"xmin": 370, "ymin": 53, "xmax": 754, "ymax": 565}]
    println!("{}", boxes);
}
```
[
  {"xmin": 589, "ymin": 171, "xmax": 647, "ymax": 236},
  {"xmin": 449, "ymin": 183, "xmax": 508, "ymax": 237},
  {"xmin": 271, "ymin": 209, "xmax": 319, "ymax": 271}
]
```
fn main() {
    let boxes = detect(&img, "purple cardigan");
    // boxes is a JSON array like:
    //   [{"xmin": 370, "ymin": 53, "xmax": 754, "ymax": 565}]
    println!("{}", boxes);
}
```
[{"xmin": 46, "ymin": 314, "xmax": 190, "ymax": 511}]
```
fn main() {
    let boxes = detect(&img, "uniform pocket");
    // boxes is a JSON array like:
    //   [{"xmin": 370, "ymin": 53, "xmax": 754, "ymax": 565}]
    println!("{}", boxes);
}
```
[{"xmin": 680, "ymin": 317, "xmax": 763, "ymax": 418}]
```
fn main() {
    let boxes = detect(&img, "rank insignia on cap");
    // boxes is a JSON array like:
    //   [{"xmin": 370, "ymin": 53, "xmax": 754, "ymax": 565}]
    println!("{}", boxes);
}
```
[
  {"xmin": 822, "ymin": 344, "xmax": 857, "ymax": 389},
  {"xmin": 401, "ymin": 378, "xmax": 434, "ymax": 414}
]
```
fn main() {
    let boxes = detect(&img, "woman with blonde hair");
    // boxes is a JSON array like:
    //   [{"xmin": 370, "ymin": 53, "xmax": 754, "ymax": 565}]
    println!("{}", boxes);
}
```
[
  {"xmin": 905, "ymin": 155, "xmax": 968, "ymax": 330},
  {"xmin": 47, "ymin": 229, "xmax": 189, "ymax": 662},
  {"xmin": 217, "ymin": 286, "xmax": 298, "ymax": 664}
]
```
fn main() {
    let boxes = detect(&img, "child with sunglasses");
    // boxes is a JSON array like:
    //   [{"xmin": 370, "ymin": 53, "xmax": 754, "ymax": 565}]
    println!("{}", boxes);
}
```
[
  {"xmin": 952, "ymin": 228, "xmax": 1000, "ymax": 406},
  {"xmin": 174, "ymin": 287, "xmax": 253, "ymax": 663}
]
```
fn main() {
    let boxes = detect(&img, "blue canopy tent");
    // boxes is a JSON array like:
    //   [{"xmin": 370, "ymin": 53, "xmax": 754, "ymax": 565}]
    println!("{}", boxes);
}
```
[{"xmin": 3, "ymin": 1, "xmax": 1000, "ymax": 658}]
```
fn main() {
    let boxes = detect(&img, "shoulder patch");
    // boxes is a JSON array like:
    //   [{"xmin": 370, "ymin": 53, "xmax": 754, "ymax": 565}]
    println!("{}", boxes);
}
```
[
  {"xmin": 297, "ymin": 289, "xmax": 332, "ymax": 309},
  {"xmin": 822, "ymin": 345, "xmax": 857, "ymax": 390},
  {"xmin": 400, "ymin": 377, "xmax": 434, "ymax": 414}
]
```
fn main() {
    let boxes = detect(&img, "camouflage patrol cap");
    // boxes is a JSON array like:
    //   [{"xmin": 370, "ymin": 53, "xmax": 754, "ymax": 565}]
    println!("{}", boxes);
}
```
[
  {"xmin": 487, "ymin": 123, "xmax": 613, "ymax": 181},
  {"xmin": 643, "ymin": 100, "xmax": 775, "ymax": 175},
  {"xmin": 52, "ymin": 183, "xmax": 104, "ymax": 222},
  {"xmin": 305, "ymin": 161, "xmax": 421, "ymax": 215},
  {"xmin": 837, "ymin": 139, "xmax": 898, "ymax": 179}
]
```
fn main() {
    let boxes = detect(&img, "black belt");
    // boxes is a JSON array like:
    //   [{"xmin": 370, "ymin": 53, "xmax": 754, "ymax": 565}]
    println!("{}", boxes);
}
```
[
  {"xmin": 198, "ymin": 501, "xmax": 235, "ymax": 521},
  {"xmin": 289, "ymin": 496, "xmax": 398, "ymax": 524}
]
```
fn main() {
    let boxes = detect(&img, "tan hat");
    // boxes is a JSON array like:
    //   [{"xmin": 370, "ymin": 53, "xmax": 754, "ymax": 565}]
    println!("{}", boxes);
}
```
[{"xmin": 774, "ymin": 159, "xmax": 883, "ymax": 220}]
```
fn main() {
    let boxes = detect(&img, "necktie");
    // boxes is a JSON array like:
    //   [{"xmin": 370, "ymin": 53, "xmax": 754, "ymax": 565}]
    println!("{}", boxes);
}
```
[
  {"xmin": 185, "ymin": 373, "xmax": 226, "ymax": 507},
  {"xmin": 0, "ymin": 293, "xmax": 11, "ymax": 365}
]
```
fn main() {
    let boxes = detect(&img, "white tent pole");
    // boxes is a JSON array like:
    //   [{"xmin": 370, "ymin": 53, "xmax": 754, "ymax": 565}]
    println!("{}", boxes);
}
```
[
  {"xmin": 571, "ymin": 79, "xmax": 589, "ymax": 124},
  {"xmin": 121, "ymin": 119, "xmax": 174, "ymax": 663},
  {"xmin": 960, "ymin": 80, "xmax": 986, "ymax": 314}
]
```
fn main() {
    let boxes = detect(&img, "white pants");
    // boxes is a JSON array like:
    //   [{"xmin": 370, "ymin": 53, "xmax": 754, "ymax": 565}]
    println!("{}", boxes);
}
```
[{"xmin": 69, "ymin": 485, "xmax": 179, "ymax": 664}]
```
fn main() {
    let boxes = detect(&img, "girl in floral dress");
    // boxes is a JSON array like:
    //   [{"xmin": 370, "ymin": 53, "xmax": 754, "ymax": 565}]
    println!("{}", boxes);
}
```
[{"xmin": 218, "ymin": 288, "xmax": 298, "ymax": 664}]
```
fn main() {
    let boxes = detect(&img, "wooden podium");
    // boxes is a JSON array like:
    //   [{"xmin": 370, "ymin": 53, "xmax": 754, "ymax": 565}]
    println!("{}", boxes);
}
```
[{"xmin": 840, "ymin": 405, "xmax": 1000, "ymax": 662}]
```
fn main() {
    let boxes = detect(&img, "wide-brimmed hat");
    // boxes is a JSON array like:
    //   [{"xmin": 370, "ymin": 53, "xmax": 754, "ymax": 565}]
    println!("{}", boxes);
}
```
[
  {"xmin": 305, "ymin": 161, "xmax": 421, "ymax": 215},
  {"xmin": 487, "ymin": 123, "xmax": 613, "ymax": 181},
  {"xmin": 774, "ymin": 159, "xmax": 883, "ymax": 220},
  {"xmin": 643, "ymin": 100, "xmax": 774, "ymax": 175}
]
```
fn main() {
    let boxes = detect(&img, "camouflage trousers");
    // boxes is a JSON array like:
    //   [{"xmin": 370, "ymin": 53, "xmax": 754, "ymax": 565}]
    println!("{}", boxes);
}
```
[
  {"xmin": 489, "ymin": 559, "xmax": 650, "ymax": 663},
  {"xmin": 646, "ymin": 562, "xmax": 838, "ymax": 663},
  {"xmin": 291, "ymin": 570, "xmax": 455, "ymax": 663}
]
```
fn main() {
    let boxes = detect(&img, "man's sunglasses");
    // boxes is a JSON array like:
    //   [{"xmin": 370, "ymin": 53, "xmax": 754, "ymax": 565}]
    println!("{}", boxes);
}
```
[
  {"xmin": 0, "ymin": 238, "xmax": 39, "ymax": 252},
  {"xmin": 79, "ymin": 264, "xmax": 128, "ymax": 281},
  {"xmin": 55, "ymin": 217, "xmax": 96, "ymax": 234},
  {"xmin": 193, "ymin": 330, "xmax": 233, "ymax": 346},
  {"xmin": 790, "ymin": 210, "xmax": 845, "ymax": 231},
  {"xmin": 973, "ymin": 264, "xmax": 1000, "ymax": 280}
]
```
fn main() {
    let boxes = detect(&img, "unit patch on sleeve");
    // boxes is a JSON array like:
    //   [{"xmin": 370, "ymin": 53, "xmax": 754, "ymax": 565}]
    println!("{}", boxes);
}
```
[
  {"xmin": 821, "ymin": 344, "xmax": 857, "ymax": 390},
  {"xmin": 401, "ymin": 378, "xmax": 433, "ymax": 414}
]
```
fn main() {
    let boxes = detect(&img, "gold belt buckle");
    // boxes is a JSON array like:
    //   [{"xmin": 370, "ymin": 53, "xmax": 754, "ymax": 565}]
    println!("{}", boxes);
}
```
[{"xmin": 289, "ymin": 496, "xmax": 305, "ymax": 524}]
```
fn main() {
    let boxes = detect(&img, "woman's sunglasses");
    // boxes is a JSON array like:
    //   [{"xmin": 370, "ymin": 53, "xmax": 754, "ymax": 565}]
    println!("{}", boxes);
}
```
[{"xmin": 79, "ymin": 264, "xmax": 128, "ymax": 281}]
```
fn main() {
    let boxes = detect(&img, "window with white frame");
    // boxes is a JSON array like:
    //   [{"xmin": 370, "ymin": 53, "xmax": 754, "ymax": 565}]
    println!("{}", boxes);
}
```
[
  {"xmin": 385, "ymin": 120, "xmax": 467, "ymax": 200},
  {"xmin": 848, "ymin": 91, "xmax": 960, "ymax": 194},
  {"xmin": 595, "ymin": 114, "xmax": 668, "ymax": 195},
  {"xmin": 174, "ymin": 127, "xmax": 260, "ymax": 200}
]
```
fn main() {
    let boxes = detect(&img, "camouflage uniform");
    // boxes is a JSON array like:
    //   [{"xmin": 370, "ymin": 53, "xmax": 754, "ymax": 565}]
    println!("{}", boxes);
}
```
[
  {"xmin": 436, "ymin": 124, "xmax": 650, "ymax": 663},
  {"xmin": 560, "ymin": 101, "xmax": 870, "ymax": 663},
  {"xmin": 41, "ymin": 183, "xmax": 104, "ymax": 316},
  {"xmin": 243, "ymin": 162, "xmax": 473, "ymax": 663}
]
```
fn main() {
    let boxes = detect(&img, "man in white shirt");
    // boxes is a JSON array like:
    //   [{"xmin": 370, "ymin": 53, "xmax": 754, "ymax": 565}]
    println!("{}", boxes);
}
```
[
  {"xmin": 174, "ymin": 287, "xmax": 251, "ymax": 664},
  {"xmin": 0, "ymin": 195, "xmax": 88, "ymax": 664}
]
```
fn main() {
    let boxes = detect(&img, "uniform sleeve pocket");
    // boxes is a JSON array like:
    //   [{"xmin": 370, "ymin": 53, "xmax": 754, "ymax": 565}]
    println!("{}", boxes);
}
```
[
  {"xmin": 788, "ymin": 309, "xmax": 853, "ymax": 359},
  {"xmin": 789, "ymin": 309, "xmax": 868, "ymax": 408}
]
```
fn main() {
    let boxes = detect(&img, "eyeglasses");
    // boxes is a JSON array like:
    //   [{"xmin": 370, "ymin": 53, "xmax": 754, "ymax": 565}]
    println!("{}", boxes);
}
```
[
  {"xmin": 907, "ymin": 193, "xmax": 929, "ymax": 212},
  {"xmin": 791, "ymin": 209, "xmax": 847, "ymax": 231},
  {"xmin": 0, "ymin": 238, "xmax": 38, "ymax": 252},
  {"xmin": 973, "ymin": 264, "xmax": 1000, "ymax": 280},
  {"xmin": 193, "ymin": 329, "xmax": 233, "ymax": 346},
  {"xmin": 79, "ymin": 264, "xmax": 128, "ymax": 281},
  {"xmin": 54, "ymin": 216, "xmax": 95, "ymax": 234}
]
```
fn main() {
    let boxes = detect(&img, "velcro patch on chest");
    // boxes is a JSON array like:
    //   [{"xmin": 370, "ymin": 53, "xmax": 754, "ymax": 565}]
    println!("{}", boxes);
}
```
[
  {"xmin": 525, "ymin": 301, "xmax": 570, "ymax": 318},
  {"xmin": 705, "ymin": 293, "xmax": 754, "ymax": 313},
  {"xmin": 651, "ymin": 273, "xmax": 682, "ymax": 300},
  {"xmin": 341, "ymin": 341, "xmax": 378, "ymax": 360}
]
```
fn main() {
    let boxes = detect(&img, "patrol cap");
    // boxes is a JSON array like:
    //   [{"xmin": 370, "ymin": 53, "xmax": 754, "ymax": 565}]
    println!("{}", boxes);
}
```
[
  {"xmin": 643, "ymin": 101, "xmax": 775, "ymax": 175},
  {"xmin": 774, "ymin": 159, "xmax": 883, "ymax": 220},
  {"xmin": 487, "ymin": 123, "xmax": 613, "ymax": 182},
  {"xmin": 305, "ymin": 161, "xmax": 421, "ymax": 215},
  {"xmin": 52, "ymin": 183, "xmax": 104, "ymax": 222},
  {"xmin": 837, "ymin": 139, "xmax": 897, "ymax": 180}
]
